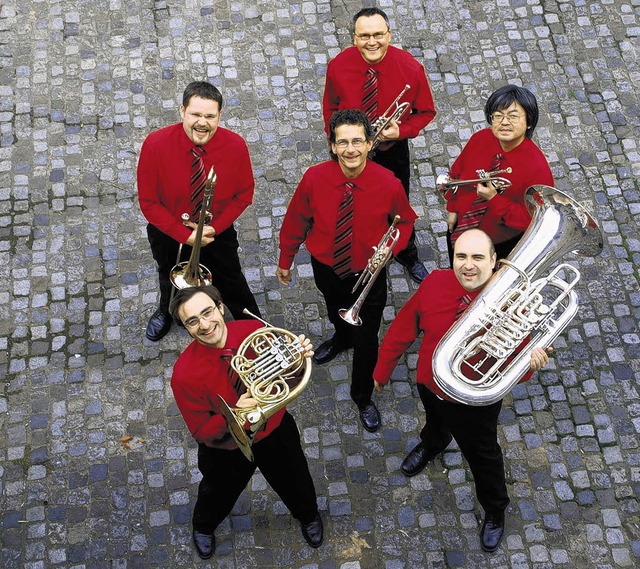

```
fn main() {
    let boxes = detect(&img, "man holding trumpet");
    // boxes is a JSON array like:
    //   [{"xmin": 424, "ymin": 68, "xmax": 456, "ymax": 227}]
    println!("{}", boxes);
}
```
[
  {"xmin": 441, "ymin": 84, "xmax": 554, "ymax": 264},
  {"xmin": 276, "ymin": 109, "xmax": 417, "ymax": 433},
  {"xmin": 137, "ymin": 81, "xmax": 260, "ymax": 341},
  {"xmin": 323, "ymin": 7, "xmax": 436, "ymax": 284}
]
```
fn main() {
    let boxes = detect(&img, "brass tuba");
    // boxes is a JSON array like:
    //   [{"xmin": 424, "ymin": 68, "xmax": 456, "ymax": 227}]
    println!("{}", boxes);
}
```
[
  {"xmin": 170, "ymin": 167, "xmax": 216, "ymax": 290},
  {"xmin": 432, "ymin": 185, "xmax": 603, "ymax": 406},
  {"xmin": 339, "ymin": 215, "xmax": 401, "ymax": 326},
  {"xmin": 218, "ymin": 310, "xmax": 312, "ymax": 460},
  {"xmin": 371, "ymin": 84, "xmax": 411, "ymax": 150}
]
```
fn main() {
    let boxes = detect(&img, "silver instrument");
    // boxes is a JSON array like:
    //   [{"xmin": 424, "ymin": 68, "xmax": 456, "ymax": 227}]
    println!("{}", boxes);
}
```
[
  {"xmin": 339, "ymin": 215, "xmax": 401, "ymax": 326},
  {"xmin": 371, "ymin": 85, "xmax": 411, "ymax": 150},
  {"xmin": 437, "ymin": 167, "xmax": 513, "ymax": 198},
  {"xmin": 432, "ymin": 185, "xmax": 603, "ymax": 406},
  {"xmin": 218, "ymin": 310, "xmax": 312, "ymax": 461}
]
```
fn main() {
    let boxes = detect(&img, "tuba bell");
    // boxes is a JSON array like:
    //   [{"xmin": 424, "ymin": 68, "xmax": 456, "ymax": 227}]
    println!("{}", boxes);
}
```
[
  {"xmin": 432, "ymin": 185, "xmax": 603, "ymax": 406},
  {"xmin": 217, "ymin": 310, "xmax": 312, "ymax": 460},
  {"xmin": 170, "ymin": 167, "xmax": 216, "ymax": 290}
]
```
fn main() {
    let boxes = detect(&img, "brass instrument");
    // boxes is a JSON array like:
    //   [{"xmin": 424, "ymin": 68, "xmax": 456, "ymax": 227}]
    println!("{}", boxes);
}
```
[
  {"xmin": 170, "ymin": 167, "xmax": 216, "ymax": 290},
  {"xmin": 218, "ymin": 309, "xmax": 312, "ymax": 461},
  {"xmin": 432, "ymin": 185, "xmax": 603, "ymax": 406},
  {"xmin": 339, "ymin": 215, "xmax": 401, "ymax": 326},
  {"xmin": 371, "ymin": 84, "xmax": 411, "ymax": 150},
  {"xmin": 437, "ymin": 167, "xmax": 513, "ymax": 198}
]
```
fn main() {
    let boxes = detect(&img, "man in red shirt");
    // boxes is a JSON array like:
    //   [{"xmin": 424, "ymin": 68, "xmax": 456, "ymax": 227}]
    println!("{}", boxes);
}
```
[
  {"xmin": 443, "ymin": 85, "xmax": 554, "ymax": 264},
  {"xmin": 138, "ymin": 81, "xmax": 260, "ymax": 341},
  {"xmin": 276, "ymin": 109, "xmax": 417, "ymax": 433},
  {"xmin": 169, "ymin": 285, "xmax": 322, "ymax": 559},
  {"xmin": 373, "ymin": 229, "xmax": 550, "ymax": 553},
  {"xmin": 323, "ymin": 7, "xmax": 436, "ymax": 284}
]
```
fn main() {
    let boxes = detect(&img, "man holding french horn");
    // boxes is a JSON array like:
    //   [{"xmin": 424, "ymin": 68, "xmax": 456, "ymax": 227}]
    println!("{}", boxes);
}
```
[
  {"xmin": 373, "ymin": 229, "xmax": 551, "ymax": 553},
  {"xmin": 323, "ymin": 7, "xmax": 436, "ymax": 284},
  {"xmin": 169, "ymin": 285, "xmax": 323, "ymax": 559},
  {"xmin": 276, "ymin": 109, "xmax": 417, "ymax": 433},
  {"xmin": 137, "ymin": 81, "xmax": 260, "ymax": 341}
]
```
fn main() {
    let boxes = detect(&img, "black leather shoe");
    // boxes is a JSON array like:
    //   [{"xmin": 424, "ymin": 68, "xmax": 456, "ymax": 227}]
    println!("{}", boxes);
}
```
[
  {"xmin": 406, "ymin": 260, "xmax": 429, "ymax": 284},
  {"xmin": 145, "ymin": 308, "xmax": 172, "ymax": 341},
  {"xmin": 401, "ymin": 436, "xmax": 452, "ymax": 477},
  {"xmin": 300, "ymin": 513, "xmax": 323, "ymax": 548},
  {"xmin": 192, "ymin": 529, "xmax": 215, "ymax": 559},
  {"xmin": 312, "ymin": 337, "xmax": 347, "ymax": 365},
  {"xmin": 480, "ymin": 510, "xmax": 505, "ymax": 552},
  {"xmin": 358, "ymin": 401, "xmax": 381, "ymax": 433}
]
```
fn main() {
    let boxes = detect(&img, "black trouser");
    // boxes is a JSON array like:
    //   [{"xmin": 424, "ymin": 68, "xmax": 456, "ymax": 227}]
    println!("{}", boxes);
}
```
[
  {"xmin": 372, "ymin": 139, "xmax": 419, "ymax": 267},
  {"xmin": 446, "ymin": 229, "xmax": 523, "ymax": 267},
  {"xmin": 417, "ymin": 385, "xmax": 510, "ymax": 513},
  {"xmin": 146, "ymin": 223, "xmax": 260, "ymax": 320},
  {"xmin": 311, "ymin": 257, "xmax": 386, "ymax": 407},
  {"xmin": 192, "ymin": 412, "xmax": 318, "ymax": 534}
]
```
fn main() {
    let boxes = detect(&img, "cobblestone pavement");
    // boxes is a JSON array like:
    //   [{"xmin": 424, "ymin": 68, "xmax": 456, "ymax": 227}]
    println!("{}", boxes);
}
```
[{"xmin": 1, "ymin": 0, "xmax": 639, "ymax": 567}]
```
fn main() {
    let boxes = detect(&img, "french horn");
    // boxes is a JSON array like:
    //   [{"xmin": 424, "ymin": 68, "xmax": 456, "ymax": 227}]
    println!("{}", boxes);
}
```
[
  {"xmin": 432, "ymin": 186, "xmax": 603, "ymax": 406},
  {"xmin": 218, "ymin": 310, "xmax": 312, "ymax": 461}
]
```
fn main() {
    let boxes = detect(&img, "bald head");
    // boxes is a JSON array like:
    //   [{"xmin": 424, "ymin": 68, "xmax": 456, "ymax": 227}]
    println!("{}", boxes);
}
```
[{"xmin": 452, "ymin": 229, "xmax": 497, "ymax": 291}]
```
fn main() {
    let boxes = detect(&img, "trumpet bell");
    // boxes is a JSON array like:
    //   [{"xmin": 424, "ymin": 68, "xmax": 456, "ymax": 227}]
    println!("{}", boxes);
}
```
[
  {"xmin": 338, "ymin": 307, "xmax": 362, "ymax": 326},
  {"xmin": 170, "ymin": 262, "xmax": 212, "ymax": 289}
]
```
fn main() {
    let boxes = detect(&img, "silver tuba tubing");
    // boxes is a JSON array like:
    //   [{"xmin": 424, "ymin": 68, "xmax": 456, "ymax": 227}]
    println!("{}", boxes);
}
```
[{"xmin": 432, "ymin": 185, "xmax": 603, "ymax": 406}]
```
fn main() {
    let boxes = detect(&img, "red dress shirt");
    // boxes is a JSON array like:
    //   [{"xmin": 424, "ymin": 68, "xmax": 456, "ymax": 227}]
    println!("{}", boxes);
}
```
[
  {"xmin": 445, "ymin": 128, "xmax": 554, "ymax": 244},
  {"xmin": 278, "ymin": 160, "xmax": 418, "ymax": 272},
  {"xmin": 373, "ymin": 270, "xmax": 533, "ymax": 401},
  {"xmin": 137, "ymin": 123, "xmax": 255, "ymax": 243},
  {"xmin": 323, "ymin": 46, "xmax": 436, "ymax": 140},
  {"xmin": 171, "ymin": 320, "xmax": 285, "ymax": 450}
]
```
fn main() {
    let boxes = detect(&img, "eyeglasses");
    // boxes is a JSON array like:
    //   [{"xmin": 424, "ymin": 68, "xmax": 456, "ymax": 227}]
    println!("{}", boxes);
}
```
[
  {"xmin": 491, "ymin": 112, "xmax": 525, "ymax": 125},
  {"xmin": 334, "ymin": 138, "xmax": 367, "ymax": 149},
  {"xmin": 183, "ymin": 305, "xmax": 219, "ymax": 330},
  {"xmin": 354, "ymin": 30, "xmax": 389, "ymax": 41}
]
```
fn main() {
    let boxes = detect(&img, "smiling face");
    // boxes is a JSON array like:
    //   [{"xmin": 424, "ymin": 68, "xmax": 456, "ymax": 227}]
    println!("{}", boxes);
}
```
[
  {"xmin": 353, "ymin": 14, "xmax": 391, "ymax": 65},
  {"xmin": 330, "ymin": 123, "xmax": 373, "ymax": 178},
  {"xmin": 490, "ymin": 101, "xmax": 528, "ymax": 152},
  {"xmin": 453, "ymin": 230, "xmax": 497, "ymax": 292},
  {"xmin": 178, "ymin": 292, "xmax": 227, "ymax": 348},
  {"xmin": 180, "ymin": 96, "xmax": 221, "ymax": 146}
]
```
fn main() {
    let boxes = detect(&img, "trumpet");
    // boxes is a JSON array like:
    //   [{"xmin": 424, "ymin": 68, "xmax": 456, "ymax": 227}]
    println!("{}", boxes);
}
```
[
  {"xmin": 437, "ymin": 167, "xmax": 513, "ymax": 198},
  {"xmin": 339, "ymin": 215, "xmax": 401, "ymax": 326},
  {"xmin": 170, "ymin": 167, "xmax": 216, "ymax": 290},
  {"xmin": 371, "ymin": 84, "xmax": 411, "ymax": 150}
]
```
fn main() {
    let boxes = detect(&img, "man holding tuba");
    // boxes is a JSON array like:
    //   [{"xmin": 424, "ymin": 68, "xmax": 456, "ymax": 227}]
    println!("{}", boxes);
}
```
[
  {"xmin": 442, "ymin": 85, "xmax": 554, "ymax": 264},
  {"xmin": 373, "ymin": 229, "xmax": 551, "ymax": 553},
  {"xmin": 323, "ymin": 7, "xmax": 436, "ymax": 284},
  {"xmin": 276, "ymin": 109, "xmax": 417, "ymax": 433},
  {"xmin": 169, "ymin": 285, "xmax": 323, "ymax": 559},
  {"xmin": 137, "ymin": 81, "xmax": 260, "ymax": 341}
]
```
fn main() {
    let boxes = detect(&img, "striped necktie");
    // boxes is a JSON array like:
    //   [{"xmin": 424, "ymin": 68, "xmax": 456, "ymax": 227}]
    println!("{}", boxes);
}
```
[
  {"xmin": 450, "ymin": 153, "xmax": 504, "ymax": 244},
  {"xmin": 454, "ymin": 294, "xmax": 472, "ymax": 322},
  {"xmin": 190, "ymin": 146, "xmax": 207, "ymax": 219},
  {"xmin": 362, "ymin": 68, "xmax": 378, "ymax": 122},
  {"xmin": 333, "ymin": 182, "xmax": 355, "ymax": 279}
]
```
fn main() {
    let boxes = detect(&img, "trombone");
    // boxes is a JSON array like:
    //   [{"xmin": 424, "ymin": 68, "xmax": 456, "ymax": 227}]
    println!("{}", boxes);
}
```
[
  {"xmin": 339, "ymin": 215, "xmax": 401, "ymax": 326},
  {"xmin": 170, "ymin": 167, "xmax": 216, "ymax": 291}
]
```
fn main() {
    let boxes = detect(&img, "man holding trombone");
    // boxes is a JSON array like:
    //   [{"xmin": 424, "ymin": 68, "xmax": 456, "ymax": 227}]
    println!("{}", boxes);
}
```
[
  {"xmin": 323, "ymin": 7, "xmax": 436, "ymax": 284},
  {"xmin": 276, "ymin": 109, "xmax": 417, "ymax": 432},
  {"xmin": 137, "ymin": 81, "xmax": 260, "ymax": 341}
]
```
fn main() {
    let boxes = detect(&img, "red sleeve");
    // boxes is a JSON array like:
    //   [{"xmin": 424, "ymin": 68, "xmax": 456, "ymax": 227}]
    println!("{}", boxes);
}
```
[
  {"xmin": 278, "ymin": 172, "xmax": 314, "ymax": 270},
  {"xmin": 373, "ymin": 287, "xmax": 423, "ymax": 385},
  {"xmin": 322, "ymin": 60, "xmax": 340, "ymax": 134},
  {"xmin": 390, "ymin": 179, "xmax": 419, "ymax": 255},
  {"xmin": 137, "ymin": 134, "xmax": 192, "ymax": 243},
  {"xmin": 397, "ymin": 64, "xmax": 436, "ymax": 140}
]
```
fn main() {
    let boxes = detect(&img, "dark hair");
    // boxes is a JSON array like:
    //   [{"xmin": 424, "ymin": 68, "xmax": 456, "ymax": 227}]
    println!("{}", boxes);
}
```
[
  {"xmin": 182, "ymin": 81, "xmax": 224, "ymax": 110},
  {"xmin": 327, "ymin": 109, "xmax": 373, "ymax": 161},
  {"xmin": 169, "ymin": 285, "xmax": 223, "ymax": 327},
  {"xmin": 352, "ymin": 7, "xmax": 389, "ymax": 31},
  {"xmin": 484, "ymin": 84, "xmax": 539, "ymax": 138}
]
